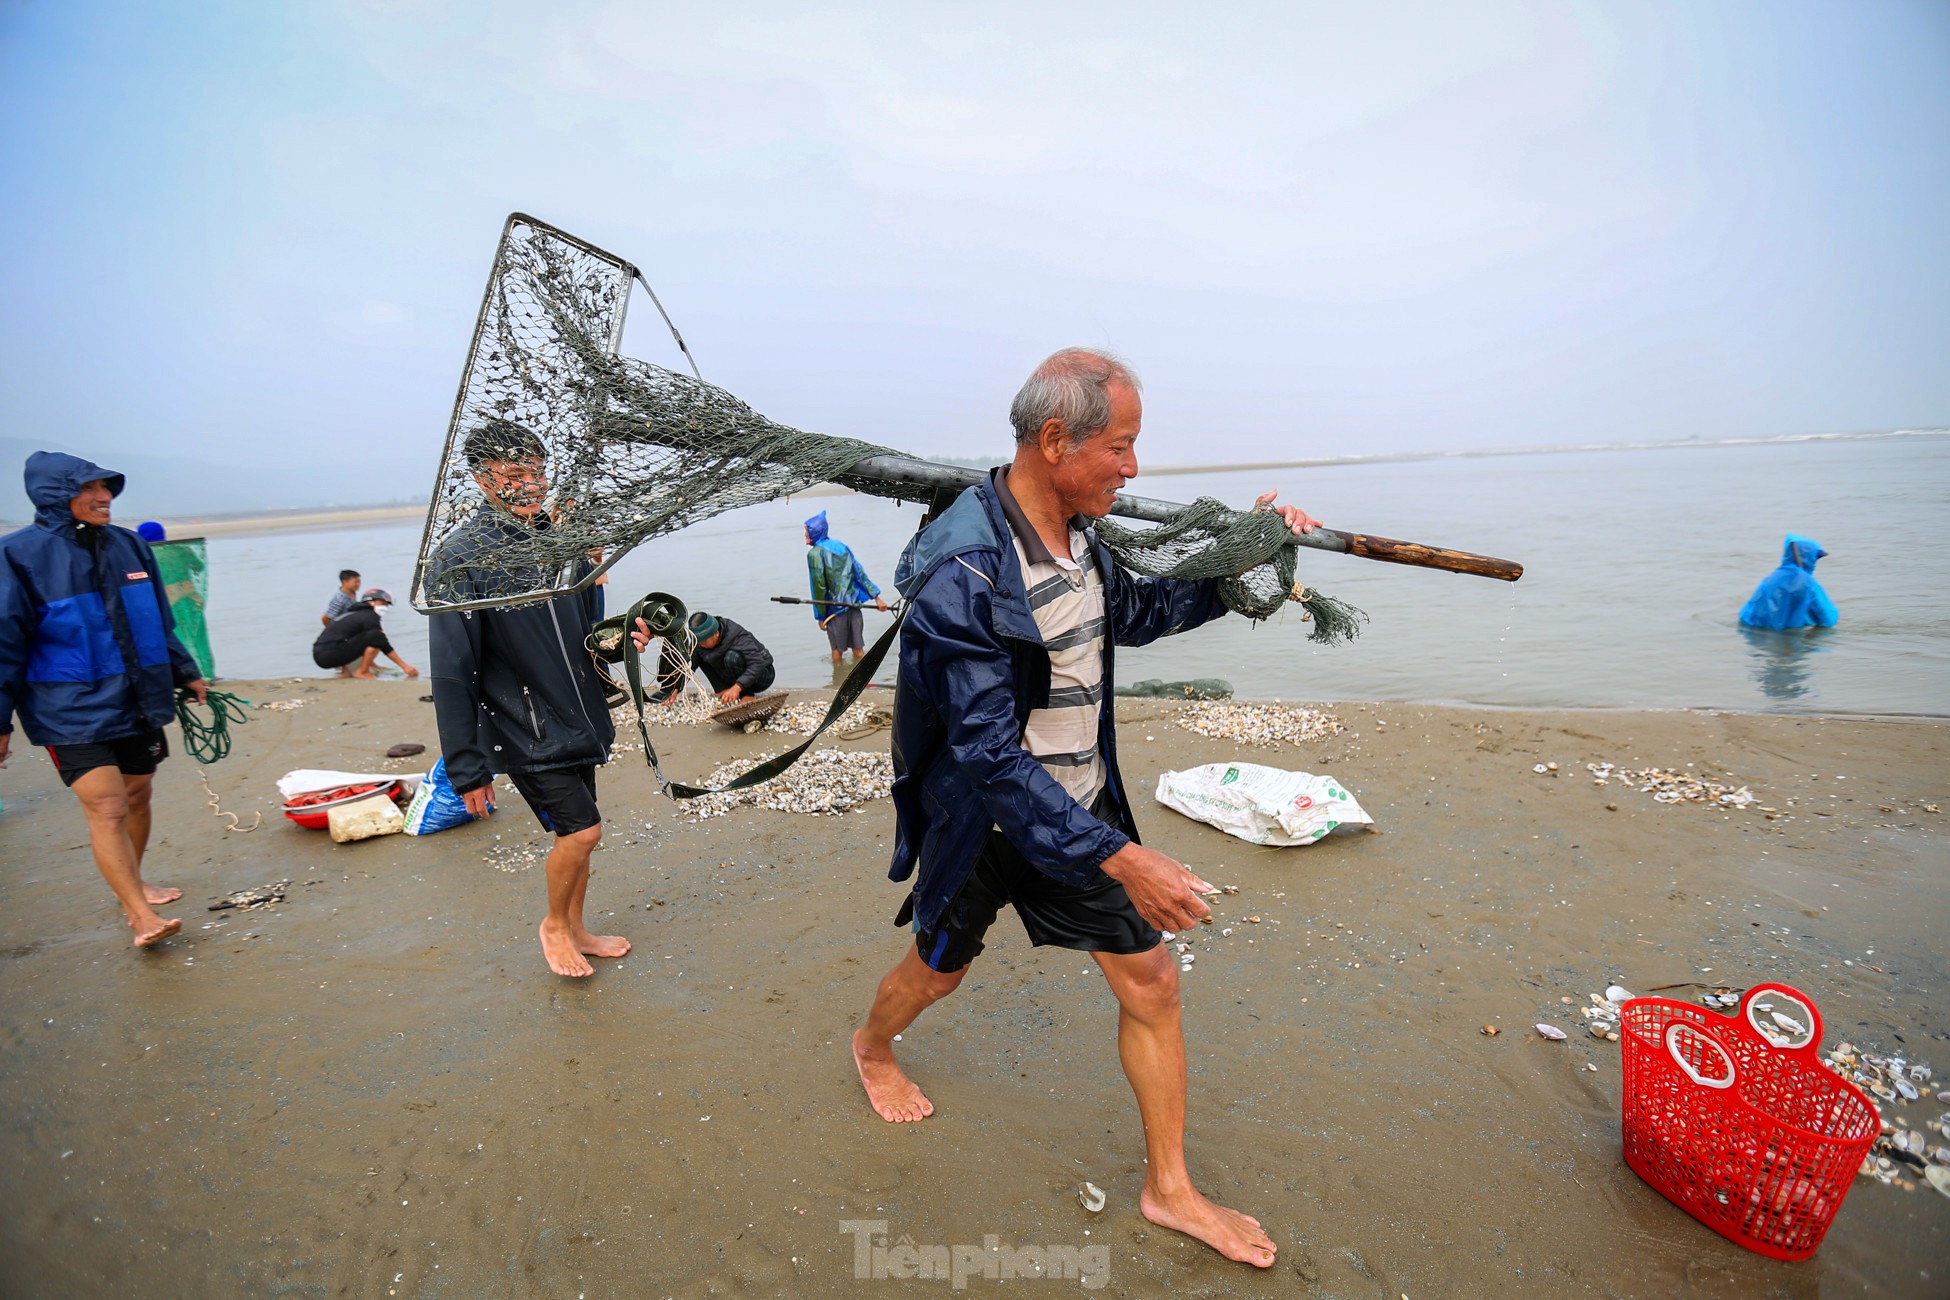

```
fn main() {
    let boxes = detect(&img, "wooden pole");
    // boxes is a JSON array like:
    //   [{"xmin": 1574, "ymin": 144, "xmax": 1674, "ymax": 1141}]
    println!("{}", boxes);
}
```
[{"xmin": 839, "ymin": 453, "xmax": 1525, "ymax": 582}]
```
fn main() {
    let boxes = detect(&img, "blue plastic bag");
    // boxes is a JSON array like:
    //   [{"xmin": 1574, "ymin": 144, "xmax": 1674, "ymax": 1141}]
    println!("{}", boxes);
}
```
[
  {"xmin": 404, "ymin": 757, "xmax": 490, "ymax": 835},
  {"xmin": 1738, "ymin": 534, "xmax": 1838, "ymax": 630}
]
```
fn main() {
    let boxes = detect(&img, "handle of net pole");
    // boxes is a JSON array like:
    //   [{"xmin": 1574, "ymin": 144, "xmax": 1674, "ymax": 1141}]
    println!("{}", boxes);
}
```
[{"xmin": 1317, "ymin": 528, "xmax": 1524, "ymax": 582}]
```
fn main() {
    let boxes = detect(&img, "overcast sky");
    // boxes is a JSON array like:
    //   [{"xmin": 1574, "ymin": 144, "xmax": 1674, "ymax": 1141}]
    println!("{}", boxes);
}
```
[{"xmin": 2, "ymin": 0, "xmax": 1945, "ymax": 489}]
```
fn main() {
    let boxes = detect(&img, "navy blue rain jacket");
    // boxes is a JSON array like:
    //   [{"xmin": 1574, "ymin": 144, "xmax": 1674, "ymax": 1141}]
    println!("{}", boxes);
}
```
[
  {"xmin": 0, "ymin": 452, "xmax": 202, "ymax": 745},
  {"xmin": 887, "ymin": 473, "xmax": 1228, "ymax": 935},
  {"xmin": 1738, "ymin": 533, "xmax": 1838, "ymax": 630}
]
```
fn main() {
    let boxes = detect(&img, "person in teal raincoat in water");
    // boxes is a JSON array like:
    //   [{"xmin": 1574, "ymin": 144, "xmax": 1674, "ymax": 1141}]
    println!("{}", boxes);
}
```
[{"xmin": 1739, "ymin": 534, "xmax": 1837, "ymax": 630}]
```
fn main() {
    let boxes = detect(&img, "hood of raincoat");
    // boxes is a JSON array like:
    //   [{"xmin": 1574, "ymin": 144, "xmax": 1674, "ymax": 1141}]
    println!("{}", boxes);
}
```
[
  {"xmin": 804, "ymin": 510, "xmax": 829, "ymax": 544},
  {"xmin": 25, "ymin": 451, "xmax": 125, "ymax": 528},
  {"xmin": 1781, "ymin": 533, "xmax": 1827, "ymax": 572}
]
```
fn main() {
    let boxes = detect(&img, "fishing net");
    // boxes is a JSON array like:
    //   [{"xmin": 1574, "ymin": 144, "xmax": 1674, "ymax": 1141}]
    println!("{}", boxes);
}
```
[{"xmin": 413, "ymin": 214, "xmax": 1359, "ymax": 639}]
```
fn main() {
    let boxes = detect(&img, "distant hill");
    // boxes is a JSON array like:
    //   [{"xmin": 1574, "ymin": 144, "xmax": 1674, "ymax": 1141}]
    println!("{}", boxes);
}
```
[{"xmin": 0, "ymin": 436, "xmax": 430, "ymax": 527}]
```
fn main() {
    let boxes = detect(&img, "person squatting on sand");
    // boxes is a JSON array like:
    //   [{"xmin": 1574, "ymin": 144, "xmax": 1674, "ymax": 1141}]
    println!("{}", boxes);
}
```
[
  {"xmin": 653, "ymin": 608, "xmax": 776, "ymax": 705},
  {"xmin": 0, "ymin": 452, "xmax": 210, "ymax": 948},
  {"xmin": 427, "ymin": 420, "xmax": 627, "ymax": 979},
  {"xmin": 311, "ymin": 588, "xmax": 419, "ymax": 680},
  {"xmin": 851, "ymin": 349, "xmax": 1319, "ymax": 1270}
]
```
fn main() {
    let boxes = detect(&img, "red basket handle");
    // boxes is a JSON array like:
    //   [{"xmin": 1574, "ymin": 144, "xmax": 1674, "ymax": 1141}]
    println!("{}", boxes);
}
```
[
  {"xmin": 1665, "ymin": 1021, "xmax": 1737, "ymax": 1089},
  {"xmin": 1739, "ymin": 982, "xmax": 1824, "ymax": 1057}
]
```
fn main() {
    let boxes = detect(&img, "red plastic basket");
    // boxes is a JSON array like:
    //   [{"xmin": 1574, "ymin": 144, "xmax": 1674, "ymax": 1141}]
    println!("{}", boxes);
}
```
[{"xmin": 1619, "ymin": 982, "xmax": 1879, "ymax": 1260}]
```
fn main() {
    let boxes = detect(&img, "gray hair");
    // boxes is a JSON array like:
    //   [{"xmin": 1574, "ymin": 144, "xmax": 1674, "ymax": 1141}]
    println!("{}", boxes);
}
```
[{"xmin": 1009, "ymin": 348, "xmax": 1141, "ymax": 449}]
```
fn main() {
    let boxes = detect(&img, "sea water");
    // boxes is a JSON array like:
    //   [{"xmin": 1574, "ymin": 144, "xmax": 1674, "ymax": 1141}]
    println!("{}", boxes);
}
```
[{"xmin": 201, "ymin": 434, "xmax": 1950, "ymax": 716}]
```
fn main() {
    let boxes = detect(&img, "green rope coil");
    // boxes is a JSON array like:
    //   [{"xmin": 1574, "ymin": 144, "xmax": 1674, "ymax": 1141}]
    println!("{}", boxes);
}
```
[{"xmin": 175, "ymin": 688, "xmax": 251, "ymax": 764}]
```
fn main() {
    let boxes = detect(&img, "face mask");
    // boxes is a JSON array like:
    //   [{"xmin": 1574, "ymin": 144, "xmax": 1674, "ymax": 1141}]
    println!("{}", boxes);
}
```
[{"xmin": 372, "ymin": 605, "xmax": 387, "ymax": 618}]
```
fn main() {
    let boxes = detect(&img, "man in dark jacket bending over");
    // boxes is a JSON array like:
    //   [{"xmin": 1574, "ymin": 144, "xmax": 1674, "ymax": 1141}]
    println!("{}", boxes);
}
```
[
  {"xmin": 655, "ymin": 609, "xmax": 775, "ymax": 705},
  {"xmin": 429, "ymin": 421, "xmax": 625, "ymax": 979},
  {"xmin": 0, "ymin": 452, "xmax": 209, "ymax": 948},
  {"xmin": 851, "ymin": 349, "xmax": 1318, "ymax": 1270}
]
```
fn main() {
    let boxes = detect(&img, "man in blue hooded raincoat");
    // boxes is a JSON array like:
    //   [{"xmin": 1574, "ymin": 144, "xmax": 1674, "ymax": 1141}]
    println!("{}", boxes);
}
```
[
  {"xmin": 849, "ymin": 348, "xmax": 1318, "ymax": 1271},
  {"xmin": 0, "ymin": 452, "xmax": 209, "ymax": 948},
  {"xmin": 804, "ymin": 510, "xmax": 889, "ymax": 664},
  {"xmin": 1738, "ymin": 534, "xmax": 1838, "ymax": 630}
]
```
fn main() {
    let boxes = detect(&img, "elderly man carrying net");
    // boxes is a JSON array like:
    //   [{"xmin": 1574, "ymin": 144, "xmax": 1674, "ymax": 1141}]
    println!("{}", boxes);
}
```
[{"xmin": 850, "ymin": 348, "xmax": 1319, "ymax": 1270}]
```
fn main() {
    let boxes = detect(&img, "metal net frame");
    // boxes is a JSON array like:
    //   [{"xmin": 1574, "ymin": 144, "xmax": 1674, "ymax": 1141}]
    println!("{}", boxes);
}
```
[{"xmin": 413, "ymin": 213, "xmax": 1356, "ymax": 633}]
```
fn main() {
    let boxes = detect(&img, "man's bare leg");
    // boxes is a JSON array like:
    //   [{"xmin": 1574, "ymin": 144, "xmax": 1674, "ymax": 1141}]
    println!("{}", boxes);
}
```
[
  {"xmin": 538, "ymin": 824, "xmax": 603, "ymax": 976},
  {"xmin": 564, "ymin": 823, "xmax": 628, "ymax": 959},
  {"xmin": 852, "ymin": 945, "xmax": 964, "ymax": 1122},
  {"xmin": 1095, "ymin": 947, "xmax": 1276, "ymax": 1268},
  {"xmin": 351, "ymin": 645, "xmax": 382, "ymax": 679},
  {"xmin": 70, "ymin": 766, "xmax": 180, "ymax": 947},
  {"xmin": 121, "ymin": 773, "xmax": 180, "ymax": 905}
]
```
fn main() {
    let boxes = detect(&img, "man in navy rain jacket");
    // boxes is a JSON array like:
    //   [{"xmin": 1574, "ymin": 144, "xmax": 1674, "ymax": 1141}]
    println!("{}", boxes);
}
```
[
  {"xmin": 0, "ymin": 452, "xmax": 208, "ymax": 948},
  {"xmin": 850, "ymin": 349, "xmax": 1318, "ymax": 1271}
]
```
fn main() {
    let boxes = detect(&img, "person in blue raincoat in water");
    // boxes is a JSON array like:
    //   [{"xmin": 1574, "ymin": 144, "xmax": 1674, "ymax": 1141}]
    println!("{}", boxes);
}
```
[{"xmin": 1739, "ymin": 534, "xmax": 1837, "ymax": 630}]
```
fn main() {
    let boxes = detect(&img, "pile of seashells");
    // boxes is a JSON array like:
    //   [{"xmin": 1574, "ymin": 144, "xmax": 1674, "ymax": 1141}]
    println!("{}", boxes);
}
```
[
  {"xmin": 764, "ymin": 700, "xmax": 875, "ymax": 736},
  {"xmin": 1586, "ymin": 762, "xmax": 1760, "ymax": 809},
  {"xmin": 1823, "ymin": 1042, "xmax": 1950, "ymax": 1196},
  {"xmin": 1176, "ymin": 702, "xmax": 1345, "ymax": 748},
  {"xmin": 682, "ymin": 747, "xmax": 894, "ymax": 820},
  {"xmin": 255, "ymin": 698, "xmax": 308, "ymax": 712},
  {"xmin": 633, "ymin": 694, "xmax": 722, "ymax": 728},
  {"xmin": 1826, "ymin": 1041, "xmax": 1936, "ymax": 1107}
]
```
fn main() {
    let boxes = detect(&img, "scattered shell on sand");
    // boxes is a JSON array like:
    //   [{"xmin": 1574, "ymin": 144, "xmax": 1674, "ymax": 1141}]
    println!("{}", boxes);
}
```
[
  {"xmin": 1176, "ymin": 702, "xmax": 1345, "ymax": 748},
  {"xmin": 1481, "ymin": 1025, "xmax": 1500, "ymax": 1036},
  {"xmin": 682, "ymin": 747, "xmax": 894, "ymax": 819},
  {"xmin": 1586, "ymin": 761, "xmax": 1760, "ymax": 809},
  {"xmin": 1078, "ymin": 1182, "xmax": 1106, "ymax": 1213},
  {"xmin": 1605, "ymin": 985, "xmax": 1634, "ymax": 1003},
  {"xmin": 1535, "ymin": 1024, "xmax": 1568, "ymax": 1041}
]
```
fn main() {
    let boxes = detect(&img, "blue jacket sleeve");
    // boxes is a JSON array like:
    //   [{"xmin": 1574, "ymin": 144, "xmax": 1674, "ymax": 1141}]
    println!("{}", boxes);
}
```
[
  {"xmin": 0, "ymin": 548, "xmax": 30, "ymax": 735},
  {"xmin": 845, "ymin": 547, "xmax": 880, "ymax": 603},
  {"xmin": 909, "ymin": 556, "xmax": 1128, "ymax": 881},
  {"xmin": 430, "ymin": 609, "xmax": 494, "ymax": 794},
  {"xmin": 1102, "ymin": 559, "xmax": 1229, "ymax": 648}
]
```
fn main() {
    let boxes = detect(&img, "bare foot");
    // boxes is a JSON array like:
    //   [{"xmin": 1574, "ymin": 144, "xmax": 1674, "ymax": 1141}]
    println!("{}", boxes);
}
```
[
  {"xmin": 352, "ymin": 669, "xmax": 377, "ymax": 680},
  {"xmin": 132, "ymin": 916, "xmax": 182, "ymax": 948},
  {"xmin": 574, "ymin": 929, "xmax": 630, "ymax": 958},
  {"xmin": 539, "ymin": 921, "xmax": 593, "ymax": 977},
  {"xmin": 852, "ymin": 1029, "xmax": 935, "ymax": 1122},
  {"xmin": 1140, "ymin": 1185, "xmax": 1277, "ymax": 1268},
  {"xmin": 143, "ymin": 884, "xmax": 183, "ymax": 905}
]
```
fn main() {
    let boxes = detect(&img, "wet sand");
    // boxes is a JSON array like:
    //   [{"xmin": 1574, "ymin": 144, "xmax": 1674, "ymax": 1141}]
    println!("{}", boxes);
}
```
[{"xmin": 0, "ymin": 681, "xmax": 1945, "ymax": 1297}]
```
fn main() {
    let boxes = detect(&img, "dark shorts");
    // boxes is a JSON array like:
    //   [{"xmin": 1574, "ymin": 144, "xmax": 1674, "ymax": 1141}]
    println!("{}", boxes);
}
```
[
  {"xmin": 911, "ymin": 813, "xmax": 1162, "ymax": 972},
  {"xmin": 823, "ymin": 607, "xmax": 865, "ymax": 654},
  {"xmin": 505, "ymin": 765, "xmax": 602, "ymax": 837},
  {"xmin": 46, "ymin": 727, "xmax": 170, "ymax": 788}
]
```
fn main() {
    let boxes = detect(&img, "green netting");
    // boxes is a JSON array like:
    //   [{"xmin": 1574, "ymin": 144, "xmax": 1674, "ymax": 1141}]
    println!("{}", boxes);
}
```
[
  {"xmin": 151, "ymin": 537, "xmax": 214, "ymax": 678},
  {"xmin": 413, "ymin": 214, "xmax": 1359, "ymax": 640}
]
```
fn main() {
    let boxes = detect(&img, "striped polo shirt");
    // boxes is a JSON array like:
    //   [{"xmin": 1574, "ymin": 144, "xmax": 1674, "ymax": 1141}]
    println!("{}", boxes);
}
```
[{"xmin": 994, "ymin": 470, "xmax": 1106, "ymax": 808}]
